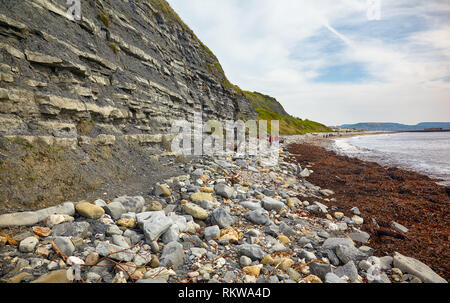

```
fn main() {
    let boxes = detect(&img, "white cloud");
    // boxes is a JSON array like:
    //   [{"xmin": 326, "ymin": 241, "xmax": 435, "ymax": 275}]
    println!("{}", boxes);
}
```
[{"xmin": 167, "ymin": 0, "xmax": 450, "ymax": 125}]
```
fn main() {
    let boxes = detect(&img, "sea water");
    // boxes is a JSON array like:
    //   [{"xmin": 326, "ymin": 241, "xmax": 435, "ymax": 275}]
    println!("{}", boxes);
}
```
[{"xmin": 332, "ymin": 132, "xmax": 450, "ymax": 186}]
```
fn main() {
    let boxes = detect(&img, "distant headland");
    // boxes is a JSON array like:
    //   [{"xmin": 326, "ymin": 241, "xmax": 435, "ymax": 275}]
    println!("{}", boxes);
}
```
[{"xmin": 340, "ymin": 122, "xmax": 450, "ymax": 131}]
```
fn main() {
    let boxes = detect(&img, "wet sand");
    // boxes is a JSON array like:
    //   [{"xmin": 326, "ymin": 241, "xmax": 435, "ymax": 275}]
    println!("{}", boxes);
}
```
[{"xmin": 285, "ymin": 141, "xmax": 450, "ymax": 281}]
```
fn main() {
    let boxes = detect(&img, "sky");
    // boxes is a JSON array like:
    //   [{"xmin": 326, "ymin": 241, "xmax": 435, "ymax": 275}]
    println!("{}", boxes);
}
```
[{"xmin": 167, "ymin": 0, "xmax": 450, "ymax": 126}]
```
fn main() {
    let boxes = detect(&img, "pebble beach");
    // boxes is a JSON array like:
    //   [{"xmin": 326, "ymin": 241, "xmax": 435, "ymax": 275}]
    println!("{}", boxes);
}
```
[{"xmin": 0, "ymin": 135, "xmax": 447, "ymax": 284}]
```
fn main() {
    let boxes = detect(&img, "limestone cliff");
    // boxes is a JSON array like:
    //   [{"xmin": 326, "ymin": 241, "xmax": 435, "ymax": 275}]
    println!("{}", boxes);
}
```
[
  {"xmin": 0, "ymin": 0, "xmax": 326, "ymax": 211},
  {"xmin": 0, "ymin": 0, "xmax": 256, "ymax": 147}
]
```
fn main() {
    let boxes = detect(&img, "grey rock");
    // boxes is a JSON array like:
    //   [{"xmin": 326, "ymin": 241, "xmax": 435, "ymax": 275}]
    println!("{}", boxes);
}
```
[
  {"xmin": 240, "ymin": 256, "xmax": 252, "ymax": 267},
  {"xmin": 240, "ymin": 201, "xmax": 262, "ymax": 211},
  {"xmin": 214, "ymin": 183, "xmax": 234, "ymax": 199},
  {"xmin": 262, "ymin": 188, "xmax": 275, "ymax": 197},
  {"xmin": 104, "ymin": 202, "xmax": 126, "ymax": 220},
  {"xmin": 0, "ymin": 202, "xmax": 75, "ymax": 227},
  {"xmin": 245, "ymin": 209, "xmax": 271, "ymax": 225},
  {"xmin": 237, "ymin": 244, "xmax": 265, "ymax": 260},
  {"xmin": 13, "ymin": 231, "xmax": 34, "ymax": 242},
  {"xmin": 200, "ymin": 200, "xmax": 215, "ymax": 210},
  {"xmin": 303, "ymin": 243, "xmax": 314, "ymax": 250},
  {"xmin": 159, "ymin": 241, "xmax": 185, "ymax": 269},
  {"xmin": 30, "ymin": 257, "xmax": 46, "ymax": 269},
  {"xmin": 111, "ymin": 235, "xmax": 131, "ymax": 248},
  {"xmin": 89, "ymin": 259, "xmax": 114, "ymax": 275},
  {"xmin": 267, "ymin": 276, "xmax": 279, "ymax": 283},
  {"xmin": 391, "ymin": 221, "xmax": 409, "ymax": 234},
  {"xmin": 299, "ymin": 168, "xmax": 311, "ymax": 178},
  {"xmin": 53, "ymin": 236, "xmax": 75, "ymax": 256},
  {"xmin": 325, "ymin": 272, "xmax": 348, "ymax": 283},
  {"xmin": 298, "ymin": 236, "xmax": 311, "ymax": 246},
  {"xmin": 379, "ymin": 256, "xmax": 393, "ymax": 270},
  {"xmin": 393, "ymin": 252, "xmax": 447, "ymax": 283},
  {"xmin": 192, "ymin": 168, "xmax": 204, "ymax": 177},
  {"xmin": 321, "ymin": 237, "xmax": 354, "ymax": 251},
  {"xmin": 106, "ymin": 224, "xmax": 123, "ymax": 236},
  {"xmin": 142, "ymin": 212, "xmax": 173, "ymax": 243},
  {"xmin": 47, "ymin": 261, "xmax": 58, "ymax": 271},
  {"xmin": 335, "ymin": 244, "xmax": 368, "ymax": 264},
  {"xmin": 261, "ymin": 197, "xmax": 285, "ymax": 211},
  {"xmin": 323, "ymin": 249, "xmax": 340, "ymax": 266},
  {"xmin": 162, "ymin": 224, "xmax": 180, "ymax": 244},
  {"xmin": 336, "ymin": 222, "xmax": 348, "ymax": 231},
  {"xmin": 334, "ymin": 260, "xmax": 358, "ymax": 281},
  {"xmin": 309, "ymin": 262, "xmax": 332, "ymax": 281},
  {"xmin": 94, "ymin": 199, "xmax": 107, "ymax": 208},
  {"xmin": 318, "ymin": 231, "xmax": 330, "ymax": 239},
  {"xmin": 298, "ymin": 249, "xmax": 316, "ymax": 261},
  {"xmin": 204, "ymin": 225, "xmax": 220, "ymax": 241},
  {"xmin": 350, "ymin": 207, "xmax": 361, "ymax": 215},
  {"xmin": 209, "ymin": 208, "xmax": 235, "ymax": 228},
  {"xmin": 358, "ymin": 246, "xmax": 374, "ymax": 256},
  {"xmin": 95, "ymin": 241, "xmax": 134, "ymax": 262},
  {"xmin": 19, "ymin": 236, "xmax": 39, "ymax": 253},
  {"xmin": 305, "ymin": 205, "xmax": 320, "ymax": 213},
  {"xmin": 279, "ymin": 222, "xmax": 295, "ymax": 237},
  {"xmin": 136, "ymin": 211, "xmax": 161, "ymax": 227},
  {"xmin": 313, "ymin": 201, "xmax": 328, "ymax": 213},
  {"xmin": 52, "ymin": 221, "xmax": 90, "ymax": 238},
  {"xmin": 123, "ymin": 229, "xmax": 144, "ymax": 245},
  {"xmin": 370, "ymin": 273, "xmax": 391, "ymax": 283},
  {"xmin": 359, "ymin": 260, "xmax": 373, "ymax": 272},
  {"xmin": 112, "ymin": 196, "xmax": 145, "ymax": 213},
  {"xmin": 223, "ymin": 271, "xmax": 236, "ymax": 282},
  {"xmin": 348, "ymin": 231, "xmax": 370, "ymax": 244},
  {"xmin": 264, "ymin": 223, "xmax": 280, "ymax": 237},
  {"xmin": 268, "ymin": 242, "xmax": 286, "ymax": 254},
  {"xmin": 85, "ymin": 272, "xmax": 101, "ymax": 283}
]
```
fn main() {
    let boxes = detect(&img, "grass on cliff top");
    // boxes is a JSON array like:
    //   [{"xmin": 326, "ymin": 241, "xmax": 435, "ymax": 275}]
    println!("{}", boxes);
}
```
[
  {"xmin": 243, "ymin": 91, "xmax": 331, "ymax": 135},
  {"xmin": 255, "ymin": 108, "xmax": 331, "ymax": 135}
]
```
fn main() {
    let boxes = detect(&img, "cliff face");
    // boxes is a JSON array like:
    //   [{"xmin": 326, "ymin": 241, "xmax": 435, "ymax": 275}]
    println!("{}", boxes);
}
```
[
  {"xmin": 0, "ymin": 0, "xmax": 256, "ymax": 147},
  {"xmin": 0, "ymin": 0, "xmax": 260, "ymax": 211},
  {"xmin": 0, "ymin": 0, "xmax": 329, "ymax": 211}
]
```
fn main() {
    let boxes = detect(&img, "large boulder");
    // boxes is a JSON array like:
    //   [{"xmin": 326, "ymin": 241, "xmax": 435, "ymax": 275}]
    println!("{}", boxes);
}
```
[
  {"xmin": 141, "ymin": 212, "xmax": 173, "ymax": 243},
  {"xmin": 159, "ymin": 242, "xmax": 185, "ymax": 269},
  {"xmin": 261, "ymin": 197, "xmax": 286, "ymax": 211},
  {"xmin": 111, "ymin": 196, "xmax": 145, "ymax": 213},
  {"xmin": 0, "ymin": 202, "xmax": 75, "ymax": 227},
  {"xmin": 393, "ymin": 252, "xmax": 447, "ymax": 283}
]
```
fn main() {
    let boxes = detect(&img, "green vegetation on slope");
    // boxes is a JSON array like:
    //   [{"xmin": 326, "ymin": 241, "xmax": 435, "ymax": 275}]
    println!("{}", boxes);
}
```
[{"xmin": 244, "ymin": 91, "xmax": 332, "ymax": 135}]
